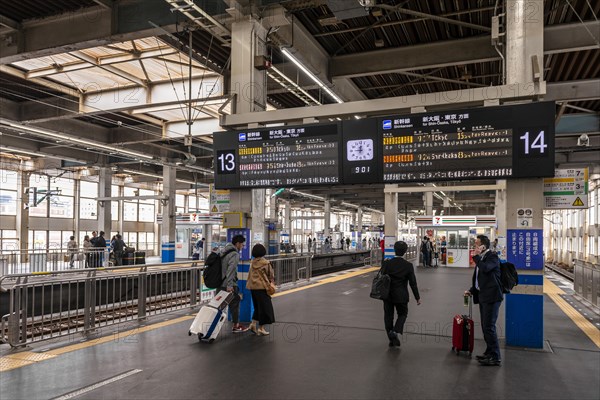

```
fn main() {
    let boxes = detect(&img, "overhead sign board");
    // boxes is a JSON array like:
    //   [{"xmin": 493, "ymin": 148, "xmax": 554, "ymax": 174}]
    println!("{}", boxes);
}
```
[
  {"xmin": 213, "ymin": 102, "xmax": 555, "ymax": 189},
  {"xmin": 544, "ymin": 168, "xmax": 589, "ymax": 209}
]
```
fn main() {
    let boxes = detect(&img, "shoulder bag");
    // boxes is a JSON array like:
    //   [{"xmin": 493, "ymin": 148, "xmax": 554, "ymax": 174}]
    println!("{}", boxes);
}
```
[
  {"xmin": 258, "ymin": 263, "xmax": 277, "ymax": 296},
  {"xmin": 370, "ymin": 261, "xmax": 391, "ymax": 300}
]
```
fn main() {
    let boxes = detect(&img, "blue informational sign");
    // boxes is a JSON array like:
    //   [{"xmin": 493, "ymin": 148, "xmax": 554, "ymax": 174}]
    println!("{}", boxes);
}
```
[
  {"xmin": 227, "ymin": 228, "xmax": 250, "ymax": 261},
  {"xmin": 507, "ymin": 229, "xmax": 543, "ymax": 270}
]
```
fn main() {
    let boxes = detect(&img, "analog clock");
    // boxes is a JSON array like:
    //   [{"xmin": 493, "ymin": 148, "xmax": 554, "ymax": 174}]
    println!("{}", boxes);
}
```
[{"xmin": 347, "ymin": 139, "xmax": 374, "ymax": 161}]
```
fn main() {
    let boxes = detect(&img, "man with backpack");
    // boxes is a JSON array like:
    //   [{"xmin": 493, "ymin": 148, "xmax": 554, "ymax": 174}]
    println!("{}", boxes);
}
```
[{"xmin": 220, "ymin": 235, "xmax": 249, "ymax": 333}]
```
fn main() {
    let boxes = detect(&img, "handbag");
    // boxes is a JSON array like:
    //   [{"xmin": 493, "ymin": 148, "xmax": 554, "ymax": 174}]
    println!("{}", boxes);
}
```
[
  {"xmin": 370, "ymin": 262, "xmax": 391, "ymax": 300},
  {"xmin": 259, "ymin": 265, "xmax": 276, "ymax": 296}
]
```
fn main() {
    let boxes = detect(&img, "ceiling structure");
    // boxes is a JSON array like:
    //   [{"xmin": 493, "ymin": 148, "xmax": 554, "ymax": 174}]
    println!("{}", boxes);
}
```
[{"xmin": 0, "ymin": 0, "xmax": 598, "ymax": 217}]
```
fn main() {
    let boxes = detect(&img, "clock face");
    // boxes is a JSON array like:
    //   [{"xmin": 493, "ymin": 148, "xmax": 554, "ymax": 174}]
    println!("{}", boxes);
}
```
[{"xmin": 347, "ymin": 139, "xmax": 374, "ymax": 161}]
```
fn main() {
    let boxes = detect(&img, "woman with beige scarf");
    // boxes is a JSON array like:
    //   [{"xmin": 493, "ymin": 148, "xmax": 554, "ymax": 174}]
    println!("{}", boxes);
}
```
[{"xmin": 246, "ymin": 244, "xmax": 276, "ymax": 336}]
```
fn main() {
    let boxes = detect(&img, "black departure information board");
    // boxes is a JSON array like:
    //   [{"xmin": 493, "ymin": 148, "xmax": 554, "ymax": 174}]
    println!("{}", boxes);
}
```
[
  {"xmin": 380, "ymin": 102, "xmax": 555, "ymax": 182},
  {"xmin": 213, "ymin": 123, "xmax": 341, "ymax": 189}
]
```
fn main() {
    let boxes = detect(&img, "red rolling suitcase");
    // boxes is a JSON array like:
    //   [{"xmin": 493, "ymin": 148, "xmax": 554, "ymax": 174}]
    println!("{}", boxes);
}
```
[{"xmin": 452, "ymin": 295, "xmax": 474, "ymax": 356}]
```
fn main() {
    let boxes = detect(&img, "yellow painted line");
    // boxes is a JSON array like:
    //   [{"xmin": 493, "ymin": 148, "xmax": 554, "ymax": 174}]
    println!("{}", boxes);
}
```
[
  {"xmin": 0, "ymin": 351, "xmax": 56, "ymax": 372},
  {"xmin": 46, "ymin": 315, "xmax": 195, "ymax": 356},
  {"xmin": 272, "ymin": 267, "xmax": 378, "ymax": 298},
  {"xmin": 4, "ymin": 267, "xmax": 378, "ymax": 371},
  {"xmin": 544, "ymin": 278, "xmax": 600, "ymax": 348}
]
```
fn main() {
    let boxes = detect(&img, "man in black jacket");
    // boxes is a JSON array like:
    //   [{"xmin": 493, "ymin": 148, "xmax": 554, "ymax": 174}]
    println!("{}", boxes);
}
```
[
  {"xmin": 382, "ymin": 241, "xmax": 421, "ymax": 347},
  {"xmin": 465, "ymin": 235, "xmax": 503, "ymax": 366}
]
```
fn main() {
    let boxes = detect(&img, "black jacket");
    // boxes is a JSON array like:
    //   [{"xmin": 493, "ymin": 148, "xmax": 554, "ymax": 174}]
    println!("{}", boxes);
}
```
[
  {"xmin": 382, "ymin": 257, "xmax": 420, "ymax": 304},
  {"xmin": 470, "ymin": 251, "xmax": 503, "ymax": 304}
]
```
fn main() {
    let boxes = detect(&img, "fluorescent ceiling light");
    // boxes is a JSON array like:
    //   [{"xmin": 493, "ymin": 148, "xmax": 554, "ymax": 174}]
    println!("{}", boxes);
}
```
[
  {"xmin": 0, "ymin": 120, "xmax": 154, "ymax": 161},
  {"xmin": 281, "ymin": 48, "xmax": 344, "ymax": 104}
]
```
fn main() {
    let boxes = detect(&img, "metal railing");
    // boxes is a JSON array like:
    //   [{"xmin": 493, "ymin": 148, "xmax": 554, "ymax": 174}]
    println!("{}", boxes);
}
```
[
  {"xmin": 0, "ymin": 248, "xmax": 153, "ymax": 275},
  {"xmin": 0, "ymin": 255, "xmax": 317, "ymax": 347},
  {"xmin": 0, "ymin": 261, "xmax": 209, "ymax": 347},
  {"xmin": 574, "ymin": 260, "xmax": 600, "ymax": 309}
]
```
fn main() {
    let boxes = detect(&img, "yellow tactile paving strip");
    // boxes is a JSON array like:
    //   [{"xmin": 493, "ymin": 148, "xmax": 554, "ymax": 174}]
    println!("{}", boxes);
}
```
[
  {"xmin": 1, "ymin": 267, "xmax": 378, "ymax": 371},
  {"xmin": 544, "ymin": 277, "xmax": 600, "ymax": 348},
  {"xmin": 0, "ymin": 351, "xmax": 56, "ymax": 372}
]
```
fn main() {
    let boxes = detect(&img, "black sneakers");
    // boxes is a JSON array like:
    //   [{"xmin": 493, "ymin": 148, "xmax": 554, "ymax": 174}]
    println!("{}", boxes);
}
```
[{"xmin": 387, "ymin": 330, "xmax": 401, "ymax": 347}]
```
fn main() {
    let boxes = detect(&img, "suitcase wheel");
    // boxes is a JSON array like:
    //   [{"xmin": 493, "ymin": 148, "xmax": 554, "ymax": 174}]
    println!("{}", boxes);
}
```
[
  {"xmin": 208, "ymin": 338, "xmax": 215, "ymax": 344},
  {"xmin": 188, "ymin": 330, "xmax": 192, "ymax": 336},
  {"xmin": 451, "ymin": 346, "xmax": 454, "ymax": 351}
]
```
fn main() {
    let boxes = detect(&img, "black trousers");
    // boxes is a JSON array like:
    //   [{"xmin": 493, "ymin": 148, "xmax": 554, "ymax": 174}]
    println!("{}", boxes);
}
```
[
  {"xmin": 251, "ymin": 289, "xmax": 275, "ymax": 325},
  {"xmin": 383, "ymin": 301, "xmax": 409, "ymax": 334},
  {"xmin": 479, "ymin": 301, "xmax": 502, "ymax": 360},
  {"xmin": 220, "ymin": 286, "xmax": 241, "ymax": 324}
]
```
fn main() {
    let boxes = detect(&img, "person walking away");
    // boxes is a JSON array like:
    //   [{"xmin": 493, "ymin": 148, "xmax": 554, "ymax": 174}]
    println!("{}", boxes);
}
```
[
  {"xmin": 67, "ymin": 236, "xmax": 77, "ymax": 268},
  {"xmin": 221, "ymin": 234, "xmax": 249, "ymax": 333},
  {"xmin": 346, "ymin": 237, "xmax": 351, "ymax": 250},
  {"xmin": 307, "ymin": 236, "xmax": 312, "ymax": 252},
  {"xmin": 247, "ymin": 244, "xmax": 276, "ymax": 336},
  {"xmin": 465, "ymin": 234, "xmax": 503, "ymax": 366},
  {"xmin": 83, "ymin": 235, "xmax": 91, "ymax": 268},
  {"xmin": 112, "ymin": 234, "xmax": 126, "ymax": 266},
  {"xmin": 382, "ymin": 241, "xmax": 421, "ymax": 347}
]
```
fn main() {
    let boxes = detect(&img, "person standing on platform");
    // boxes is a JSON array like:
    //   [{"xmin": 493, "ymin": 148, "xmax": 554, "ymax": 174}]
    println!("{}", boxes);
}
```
[
  {"xmin": 382, "ymin": 241, "xmax": 421, "ymax": 347},
  {"xmin": 247, "ymin": 243, "xmax": 275, "ymax": 336},
  {"xmin": 94, "ymin": 231, "xmax": 107, "ymax": 267},
  {"xmin": 83, "ymin": 235, "xmax": 91, "ymax": 268},
  {"xmin": 465, "ymin": 234, "xmax": 503, "ymax": 366},
  {"xmin": 346, "ymin": 237, "xmax": 351, "ymax": 250},
  {"xmin": 67, "ymin": 236, "xmax": 77, "ymax": 268},
  {"xmin": 420, "ymin": 236, "xmax": 432, "ymax": 267},
  {"xmin": 112, "ymin": 234, "xmax": 126, "ymax": 266},
  {"xmin": 221, "ymin": 234, "xmax": 249, "ymax": 333},
  {"xmin": 307, "ymin": 236, "xmax": 312, "ymax": 252}
]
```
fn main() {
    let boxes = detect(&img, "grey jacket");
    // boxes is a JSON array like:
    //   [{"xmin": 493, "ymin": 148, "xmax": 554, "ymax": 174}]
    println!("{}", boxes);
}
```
[{"xmin": 221, "ymin": 243, "xmax": 240, "ymax": 288}]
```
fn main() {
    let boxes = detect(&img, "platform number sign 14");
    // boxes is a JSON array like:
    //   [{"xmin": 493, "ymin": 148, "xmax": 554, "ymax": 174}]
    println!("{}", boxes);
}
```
[{"xmin": 520, "ymin": 130, "xmax": 547, "ymax": 155}]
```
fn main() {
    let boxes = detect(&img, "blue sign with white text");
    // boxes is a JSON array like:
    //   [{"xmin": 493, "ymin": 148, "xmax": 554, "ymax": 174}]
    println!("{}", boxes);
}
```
[
  {"xmin": 227, "ymin": 228, "xmax": 250, "ymax": 261},
  {"xmin": 507, "ymin": 229, "xmax": 543, "ymax": 270}
]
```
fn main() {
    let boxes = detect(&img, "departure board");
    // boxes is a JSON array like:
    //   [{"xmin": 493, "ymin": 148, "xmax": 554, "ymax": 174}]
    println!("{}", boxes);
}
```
[
  {"xmin": 213, "ymin": 123, "xmax": 341, "ymax": 189},
  {"xmin": 380, "ymin": 102, "xmax": 555, "ymax": 182}
]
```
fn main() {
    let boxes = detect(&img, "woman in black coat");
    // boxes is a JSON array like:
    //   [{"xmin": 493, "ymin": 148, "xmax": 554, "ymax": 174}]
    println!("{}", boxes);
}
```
[{"xmin": 382, "ymin": 241, "xmax": 421, "ymax": 347}]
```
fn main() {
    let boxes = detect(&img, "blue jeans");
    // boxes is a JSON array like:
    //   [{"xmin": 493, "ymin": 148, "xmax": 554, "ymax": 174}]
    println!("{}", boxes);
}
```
[{"xmin": 479, "ymin": 301, "xmax": 502, "ymax": 360}]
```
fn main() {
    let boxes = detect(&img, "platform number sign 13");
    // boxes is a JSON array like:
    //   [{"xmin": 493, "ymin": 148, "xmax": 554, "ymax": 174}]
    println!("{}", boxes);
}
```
[
  {"xmin": 216, "ymin": 150, "xmax": 236, "ymax": 174},
  {"xmin": 519, "ymin": 129, "xmax": 547, "ymax": 156}
]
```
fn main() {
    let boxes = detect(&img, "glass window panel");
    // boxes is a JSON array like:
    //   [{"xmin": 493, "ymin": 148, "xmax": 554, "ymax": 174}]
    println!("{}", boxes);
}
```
[
  {"xmin": 147, "ymin": 232, "xmax": 154, "ymax": 250},
  {"xmin": 138, "ymin": 233, "xmax": 147, "ymax": 250},
  {"xmin": 2, "ymin": 230, "xmax": 17, "ymax": 238},
  {"xmin": 112, "ymin": 185, "xmax": 120, "ymax": 196},
  {"xmin": 80, "ymin": 198, "xmax": 97, "ymax": 219},
  {"xmin": 0, "ymin": 169, "xmax": 18, "ymax": 190},
  {"xmin": 32, "ymin": 231, "xmax": 46, "ymax": 249},
  {"xmin": 112, "ymin": 201, "xmax": 119, "ymax": 221},
  {"xmin": 139, "ymin": 203, "xmax": 155, "ymax": 222},
  {"xmin": 124, "ymin": 187, "xmax": 136, "ymax": 196},
  {"xmin": 1, "ymin": 239, "xmax": 18, "ymax": 251},
  {"xmin": 49, "ymin": 195, "xmax": 74, "ymax": 218},
  {"xmin": 124, "ymin": 202, "xmax": 138, "ymax": 221},
  {"xmin": 30, "ymin": 174, "xmax": 48, "ymax": 187},
  {"xmin": 176, "ymin": 194, "xmax": 185, "ymax": 207},
  {"xmin": 139, "ymin": 189, "xmax": 154, "ymax": 204},
  {"xmin": 54, "ymin": 177, "xmax": 74, "ymax": 196},
  {"xmin": 29, "ymin": 198, "xmax": 48, "ymax": 217},
  {"xmin": 48, "ymin": 231, "xmax": 62, "ymax": 249},
  {"xmin": 0, "ymin": 189, "xmax": 17, "ymax": 215},
  {"xmin": 80, "ymin": 180, "xmax": 98, "ymax": 196}
]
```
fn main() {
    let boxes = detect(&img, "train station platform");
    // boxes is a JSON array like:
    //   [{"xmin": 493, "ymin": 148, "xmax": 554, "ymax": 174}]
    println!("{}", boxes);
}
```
[{"xmin": 2, "ymin": 265, "xmax": 599, "ymax": 400}]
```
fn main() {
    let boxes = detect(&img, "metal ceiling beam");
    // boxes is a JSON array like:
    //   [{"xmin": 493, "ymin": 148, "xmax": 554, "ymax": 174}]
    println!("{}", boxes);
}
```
[
  {"xmin": 26, "ymin": 47, "xmax": 178, "ymax": 79},
  {"xmin": 0, "ymin": 0, "xmax": 179, "ymax": 65},
  {"xmin": 330, "ymin": 21, "xmax": 600, "ymax": 79},
  {"xmin": 92, "ymin": 0, "xmax": 113, "ymax": 9},
  {"xmin": 0, "ymin": 64, "xmax": 80, "ymax": 97},
  {"xmin": 220, "ymin": 82, "xmax": 545, "ymax": 127},
  {"xmin": 376, "ymin": 4, "xmax": 491, "ymax": 32},
  {"xmin": 69, "ymin": 50, "xmax": 148, "ymax": 87},
  {"xmin": 0, "ymin": 14, "xmax": 21, "ymax": 32},
  {"xmin": 546, "ymin": 79, "xmax": 600, "ymax": 102}
]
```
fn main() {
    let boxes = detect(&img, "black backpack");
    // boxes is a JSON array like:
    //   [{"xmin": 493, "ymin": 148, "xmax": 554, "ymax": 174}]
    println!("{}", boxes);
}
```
[
  {"xmin": 203, "ymin": 248, "xmax": 237, "ymax": 289},
  {"xmin": 500, "ymin": 261, "xmax": 519, "ymax": 293}
]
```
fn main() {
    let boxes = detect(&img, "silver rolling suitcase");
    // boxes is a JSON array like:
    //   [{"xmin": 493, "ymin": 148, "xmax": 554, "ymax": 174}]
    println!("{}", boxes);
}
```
[{"xmin": 188, "ymin": 290, "xmax": 233, "ymax": 343}]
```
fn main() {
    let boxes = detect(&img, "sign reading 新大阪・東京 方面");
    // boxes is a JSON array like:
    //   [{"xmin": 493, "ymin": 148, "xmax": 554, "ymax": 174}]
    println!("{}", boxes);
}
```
[
  {"xmin": 380, "ymin": 102, "xmax": 555, "ymax": 182},
  {"xmin": 213, "ymin": 123, "xmax": 341, "ymax": 189}
]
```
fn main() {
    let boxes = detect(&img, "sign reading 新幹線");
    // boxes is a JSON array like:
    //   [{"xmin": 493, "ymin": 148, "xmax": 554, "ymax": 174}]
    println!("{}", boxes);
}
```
[
  {"xmin": 543, "ymin": 168, "xmax": 588, "ymax": 209},
  {"xmin": 507, "ymin": 229, "xmax": 543, "ymax": 270}
]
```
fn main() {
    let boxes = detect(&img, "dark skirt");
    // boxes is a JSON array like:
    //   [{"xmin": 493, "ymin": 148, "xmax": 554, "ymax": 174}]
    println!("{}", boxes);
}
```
[{"xmin": 251, "ymin": 289, "xmax": 275, "ymax": 325}]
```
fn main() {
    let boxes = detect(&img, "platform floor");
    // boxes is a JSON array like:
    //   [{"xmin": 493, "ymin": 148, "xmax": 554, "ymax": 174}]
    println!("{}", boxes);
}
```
[{"xmin": 2, "ymin": 266, "xmax": 599, "ymax": 400}]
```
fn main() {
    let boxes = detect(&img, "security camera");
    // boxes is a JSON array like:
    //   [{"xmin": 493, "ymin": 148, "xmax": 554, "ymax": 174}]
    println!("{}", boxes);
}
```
[
  {"xmin": 358, "ymin": 0, "xmax": 376, "ymax": 11},
  {"xmin": 577, "ymin": 133, "xmax": 590, "ymax": 147}
]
